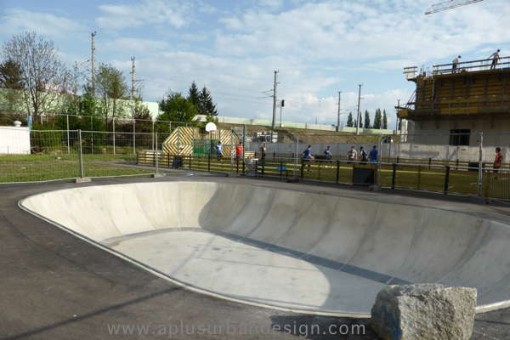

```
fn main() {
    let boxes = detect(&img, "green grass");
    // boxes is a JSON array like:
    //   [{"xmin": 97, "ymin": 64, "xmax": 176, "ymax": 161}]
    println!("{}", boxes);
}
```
[{"xmin": 0, "ymin": 153, "xmax": 153, "ymax": 183}]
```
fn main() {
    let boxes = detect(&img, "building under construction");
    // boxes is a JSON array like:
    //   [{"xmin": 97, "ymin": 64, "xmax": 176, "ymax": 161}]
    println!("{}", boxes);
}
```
[{"xmin": 398, "ymin": 55, "xmax": 510, "ymax": 146}]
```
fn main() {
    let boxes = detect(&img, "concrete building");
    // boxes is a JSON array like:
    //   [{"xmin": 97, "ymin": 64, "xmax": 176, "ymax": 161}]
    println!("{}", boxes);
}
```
[{"xmin": 398, "ymin": 55, "xmax": 510, "ymax": 147}]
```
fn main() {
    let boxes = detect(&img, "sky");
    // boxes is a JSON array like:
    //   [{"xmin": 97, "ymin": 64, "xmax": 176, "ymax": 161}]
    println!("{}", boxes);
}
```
[{"xmin": 1, "ymin": 0, "xmax": 510, "ymax": 128}]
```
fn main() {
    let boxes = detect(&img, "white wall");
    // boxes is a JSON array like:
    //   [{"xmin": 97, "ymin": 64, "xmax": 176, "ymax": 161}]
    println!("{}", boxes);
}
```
[{"xmin": 0, "ymin": 126, "xmax": 31, "ymax": 154}]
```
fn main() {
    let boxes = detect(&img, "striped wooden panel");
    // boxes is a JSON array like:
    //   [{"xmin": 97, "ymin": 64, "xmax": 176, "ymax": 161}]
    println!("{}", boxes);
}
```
[{"xmin": 162, "ymin": 127, "xmax": 240, "ymax": 156}]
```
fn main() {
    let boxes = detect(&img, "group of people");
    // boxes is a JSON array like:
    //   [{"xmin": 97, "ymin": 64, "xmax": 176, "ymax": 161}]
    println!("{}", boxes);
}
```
[
  {"xmin": 452, "ymin": 49, "xmax": 501, "ymax": 72},
  {"xmin": 300, "ymin": 145, "xmax": 378, "ymax": 164},
  {"xmin": 347, "ymin": 145, "xmax": 378, "ymax": 164},
  {"xmin": 215, "ymin": 141, "xmax": 245, "ymax": 161}
]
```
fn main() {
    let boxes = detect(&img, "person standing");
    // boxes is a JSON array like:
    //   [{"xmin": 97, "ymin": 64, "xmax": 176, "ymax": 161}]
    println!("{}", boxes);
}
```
[
  {"xmin": 324, "ymin": 145, "xmax": 332, "ymax": 160},
  {"xmin": 215, "ymin": 141, "xmax": 223, "ymax": 160},
  {"xmin": 369, "ymin": 145, "xmax": 378, "ymax": 164},
  {"xmin": 235, "ymin": 141, "xmax": 244, "ymax": 160},
  {"xmin": 494, "ymin": 147, "xmax": 503, "ymax": 173},
  {"xmin": 259, "ymin": 142, "xmax": 267, "ymax": 164},
  {"xmin": 303, "ymin": 145, "xmax": 313, "ymax": 160},
  {"xmin": 452, "ymin": 55, "xmax": 461, "ymax": 73},
  {"xmin": 360, "ymin": 146, "xmax": 368, "ymax": 164},
  {"xmin": 490, "ymin": 49, "xmax": 500, "ymax": 70},
  {"xmin": 235, "ymin": 141, "xmax": 244, "ymax": 171},
  {"xmin": 347, "ymin": 146, "xmax": 357, "ymax": 163},
  {"xmin": 302, "ymin": 145, "xmax": 313, "ymax": 171}
]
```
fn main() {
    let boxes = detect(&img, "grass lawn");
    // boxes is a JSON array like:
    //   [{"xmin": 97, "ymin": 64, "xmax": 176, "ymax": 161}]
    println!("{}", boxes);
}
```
[{"xmin": 0, "ymin": 154, "xmax": 154, "ymax": 183}]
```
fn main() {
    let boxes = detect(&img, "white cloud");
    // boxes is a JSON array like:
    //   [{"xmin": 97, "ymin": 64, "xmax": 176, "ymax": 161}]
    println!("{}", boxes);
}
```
[
  {"xmin": 0, "ymin": 9, "xmax": 82, "ymax": 38},
  {"xmin": 96, "ymin": 0, "xmax": 198, "ymax": 30}
]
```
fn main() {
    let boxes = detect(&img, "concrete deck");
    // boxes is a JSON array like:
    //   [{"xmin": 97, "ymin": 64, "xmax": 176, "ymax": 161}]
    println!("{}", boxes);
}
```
[{"xmin": 2, "ymin": 176, "xmax": 510, "ymax": 339}]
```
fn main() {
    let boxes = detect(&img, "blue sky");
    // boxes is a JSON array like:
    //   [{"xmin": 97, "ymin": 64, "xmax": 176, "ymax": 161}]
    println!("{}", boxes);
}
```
[{"xmin": 1, "ymin": 0, "xmax": 510, "ymax": 128}]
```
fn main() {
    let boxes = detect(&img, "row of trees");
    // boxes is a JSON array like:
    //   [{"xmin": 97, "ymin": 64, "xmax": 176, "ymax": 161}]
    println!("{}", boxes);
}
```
[
  {"xmin": 0, "ymin": 31, "xmax": 218, "ymax": 131},
  {"xmin": 346, "ymin": 108, "xmax": 388, "ymax": 129}
]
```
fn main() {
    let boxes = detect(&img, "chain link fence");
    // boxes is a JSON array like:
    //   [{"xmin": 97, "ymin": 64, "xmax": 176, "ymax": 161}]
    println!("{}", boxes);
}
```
[{"xmin": 1, "ymin": 127, "xmax": 509, "ymax": 201}]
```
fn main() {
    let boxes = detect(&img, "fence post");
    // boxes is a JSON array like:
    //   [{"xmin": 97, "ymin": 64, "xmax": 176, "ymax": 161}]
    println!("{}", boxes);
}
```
[
  {"xmin": 335, "ymin": 160, "xmax": 340, "ymax": 184},
  {"xmin": 477, "ymin": 131, "xmax": 484, "ymax": 196},
  {"xmin": 391, "ymin": 163, "xmax": 397, "ymax": 189},
  {"xmin": 132, "ymin": 118, "xmax": 136, "ymax": 154},
  {"xmin": 78, "ymin": 129, "xmax": 84, "ymax": 178},
  {"xmin": 444, "ymin": 165, "xmax": 450, "ymax": 195},
  {"xmin": 417, "ymin": 166, "xmax": 422, "ymax": 190},
  {"xmin": 66, "ymin": 114, "xmax": 70, "ymax": 155},
  {"xmin": 112, "ymin": 117, "xmax": 116, "ymax": 156},
  {"xmin": 155, "ymin": 133, "xmax": 159, "ymax": 175}
]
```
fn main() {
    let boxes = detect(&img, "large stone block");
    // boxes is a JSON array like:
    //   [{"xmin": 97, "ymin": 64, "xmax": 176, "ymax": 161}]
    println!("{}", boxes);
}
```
[{"xmin": 370, "ymin": 284, "xmax": 477, "ymax": 340}]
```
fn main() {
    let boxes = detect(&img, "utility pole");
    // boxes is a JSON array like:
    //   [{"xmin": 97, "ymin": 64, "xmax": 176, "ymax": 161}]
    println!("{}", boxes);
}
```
[
  {"xmin": 355, "ymin": 84, "xmax": 363, "ymax": 135},
  {"xmin": 336, "ymin": 91, "xmax": 341, "ymax": 132},
  {"xmin": 130, "ymin": 57, "xmax": 136, "ymax": 100},
  {"xmin": 91, "ymin": 31, "xmax": 96, "ymax": 97},
  {"xmin": 396, "ymin": 99, "xmax": 400, "ymax": 131},
  {"xmin": 271, "ymin": 70, "xmax": 279, "ymax": 142}
]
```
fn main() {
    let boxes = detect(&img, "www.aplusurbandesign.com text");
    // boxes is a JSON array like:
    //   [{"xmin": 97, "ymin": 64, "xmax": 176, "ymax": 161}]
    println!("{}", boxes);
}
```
[{"xmin": 106, "ymin": 320, "xmax": 366, "ymax": 337}]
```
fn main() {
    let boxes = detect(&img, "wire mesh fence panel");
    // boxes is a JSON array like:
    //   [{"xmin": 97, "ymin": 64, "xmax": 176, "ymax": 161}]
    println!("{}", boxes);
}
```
[
  {"xmin": 0, "ymin": 130, "xmax": 80, "ymax": 183},
  {"xmin": 483, "ymin": 169, "xmax": 510, "ymax": 199},
  {"xmin": 447, "ymin": 167, "xmax": 480, "ymax": 196},
  {"xmin": 78, "ymin": 131, "xmax": 156, "ymax": 178}
]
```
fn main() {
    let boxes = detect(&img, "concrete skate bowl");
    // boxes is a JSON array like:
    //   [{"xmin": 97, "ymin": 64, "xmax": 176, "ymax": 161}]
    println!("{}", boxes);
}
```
[{"xmin": 19, "ymin": 181, "xmax": 510, "ymax": 317}]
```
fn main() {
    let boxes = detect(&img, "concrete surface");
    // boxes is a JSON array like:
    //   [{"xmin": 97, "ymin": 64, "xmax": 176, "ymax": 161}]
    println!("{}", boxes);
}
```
[
  {"xmin": 1, "ymin": 176, "xmax": 510, "ymax": 339},
  {"xmin": 19, "ymin": 179, "xmax": 510, "ymax": 317}
]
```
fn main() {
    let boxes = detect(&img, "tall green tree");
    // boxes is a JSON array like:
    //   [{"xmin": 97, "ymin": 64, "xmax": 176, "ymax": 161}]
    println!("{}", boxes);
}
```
[
  {"xmin": 382, "ymin": 109, "xmax": 388, "ymax": 129},
  {"xmin": 373, "ymin": 108, "xmax": 382, "ymax": 129},
  {"xmin": 2, "ymin": 31, "xmax": 71, "ymax": 123},
  {"xmin": 0, "ymin": 59, "xmax": 23, "ymax": 89},
  {"xmin": 0, "ymin": 59, "xmax": 24, "ymax": 118},
  {"xmin": 198, "ymin": 86, "xmax": 217, "ymax": 116},
  {"xmin": 158, "ymin": 92, "xmax": 197, "ymax": 123},
  {"xmin": 346, "ymin": 112, "xmax": 353, "ymax": 127},
  {"xmin": 187, "ymin": 81, "xmax": 200, "ymax": 107},
  {"xmin": 364, "ymin": 110, "xmax": 371, "ymax": 129},
  {"xmin": 95, "ymin": 63, "xmax": 128, "ymax": 120}
]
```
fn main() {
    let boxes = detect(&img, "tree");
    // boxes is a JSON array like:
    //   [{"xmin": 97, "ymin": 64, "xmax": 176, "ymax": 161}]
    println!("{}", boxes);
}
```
[
  {"xmin": 0, "ymin": 59, "xmax": 24, "ymax": 118},
  {"xmin": 95, "ymin": 63, "xmax": 128, "ymax": 120},
  {"xmin": 382, "ymin": 110, "xmax": 388, "ymax": 129},
  {"xmin": 0, "ymin": 59, "xmax": 23, "ymax": 89},
  {"xmin": 2, "ymin": 31, "xmax": 71, "ymax": 123},
  {"xmin": 158, "ymin": 92, "xmax": 197, "ymax": 123},
  {"xmin": 346, "ymin": 112, "xmax": 353, "ymax": 127},
  {"xmin": 364, "ymin": 110, "xmax": 371, "ymax": 129},
  {"xmin": 187, "ymin": 81, "xmax": 200, "ymax": 107},
  {"xmin": 198, "ymin": 86, "xmax": 217, "ymax": 116},
  {"xmin": 373, "ymin": 108, "xmax": 382, "ymax": 129}
]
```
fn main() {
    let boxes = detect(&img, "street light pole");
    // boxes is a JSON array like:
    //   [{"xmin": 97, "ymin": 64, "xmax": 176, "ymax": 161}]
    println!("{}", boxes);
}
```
[{"xmin": 271, "ymin": 70, "xmax": 279, "ymax": 142}]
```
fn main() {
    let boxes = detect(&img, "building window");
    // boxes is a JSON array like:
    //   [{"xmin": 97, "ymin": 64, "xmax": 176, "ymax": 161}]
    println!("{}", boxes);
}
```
[{"xmin": 449, "ymin": 129, "xmax": 470, "ymax": 146}]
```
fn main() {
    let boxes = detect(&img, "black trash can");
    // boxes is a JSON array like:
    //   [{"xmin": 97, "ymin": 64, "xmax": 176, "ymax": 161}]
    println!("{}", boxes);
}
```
[
  {"xmin": 172, "ymin": 156, "xmax": 183, "ymax": 169},
  {"xmin": 352, "ymin": 167, "xmax": 375, "ymax": 186}
]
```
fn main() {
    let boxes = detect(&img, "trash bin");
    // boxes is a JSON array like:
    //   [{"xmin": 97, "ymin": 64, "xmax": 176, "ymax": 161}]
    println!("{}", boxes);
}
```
[
  {"xmin": 172, "ymin": 156, "xmax": 183, "ymax": 169},
  {"xmin": 352, "ymin": 167, "xmax": 375, "ymax": 186}
]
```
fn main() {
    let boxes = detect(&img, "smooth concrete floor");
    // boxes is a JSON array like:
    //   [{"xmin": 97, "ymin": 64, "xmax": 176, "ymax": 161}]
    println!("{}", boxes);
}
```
[{"xmin": 2, "ymin": 175, "xmax": 510, "ymax": 339}]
